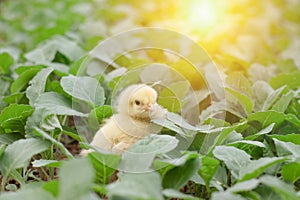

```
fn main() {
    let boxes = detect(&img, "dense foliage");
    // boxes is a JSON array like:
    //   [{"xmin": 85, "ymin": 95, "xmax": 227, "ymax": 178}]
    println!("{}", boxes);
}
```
[{"xmin": 0, "ymin": 0, "xmax": 300, "ymax": 199}]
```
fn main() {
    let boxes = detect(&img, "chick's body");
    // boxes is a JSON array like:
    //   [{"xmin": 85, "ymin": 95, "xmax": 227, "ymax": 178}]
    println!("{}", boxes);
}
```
[{"xmin": 81, "ymin": 84, "xmax": 166, "ymax": 155}]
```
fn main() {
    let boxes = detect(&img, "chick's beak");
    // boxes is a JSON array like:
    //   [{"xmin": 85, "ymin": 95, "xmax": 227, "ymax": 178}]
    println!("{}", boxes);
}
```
[{"xmin": 145, "ymin": 103, "xmax": 153, "ymax": 111}]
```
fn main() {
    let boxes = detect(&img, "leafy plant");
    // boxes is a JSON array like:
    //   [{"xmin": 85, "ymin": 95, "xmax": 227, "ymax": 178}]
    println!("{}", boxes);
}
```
[{"xmin": 1, "ymin": 0, "xmax": 300, "ymax": 199}]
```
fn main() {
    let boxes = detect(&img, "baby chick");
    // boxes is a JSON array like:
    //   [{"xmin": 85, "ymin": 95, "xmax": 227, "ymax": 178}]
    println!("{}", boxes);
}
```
[{"xmin": 81, "ymin": 84, "xmax": 167, "ymax": 155}]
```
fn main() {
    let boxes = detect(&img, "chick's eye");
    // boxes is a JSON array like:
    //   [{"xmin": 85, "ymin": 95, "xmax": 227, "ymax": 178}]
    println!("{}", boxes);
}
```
[{"xmin": 134, "ymin": 100, "xmax": 141, "ymax": 106}]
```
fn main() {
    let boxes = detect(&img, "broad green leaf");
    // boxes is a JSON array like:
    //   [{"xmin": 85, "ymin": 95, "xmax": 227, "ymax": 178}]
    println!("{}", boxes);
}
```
[
  {"xmin": 213, "ymin": 146, "xmax": 251, "ymax": 178},
  {"xmin": 69, "ymin": 55, "xmax": 89, "ymax": 75},
  {"xmin": 255, "ymin": 185, "xmax": 282, "ymax": 200},
  {"xmin": 128, "ymin": 134, "xmax": 178, "ymax": 154},
  {"xmin": 107, "ymin": 172, "xmax": 164, "ymax": 200},
  {"xmin": 245, "ymin": 123, "xmax": 275, "ymax": 140},
  {"xmin": 88, "ymin": 105, "xmax": 113, "ymax": 129},
  {"xmin": 204, "ymin": 121, "xmax": 247, "ymax": 155},
  {"xmin": 14, "ymin": 65, "xmax": 45, "ymax": 75},
  {"xmin": 269, "ymin": 72, "xmax": 300, "ymax": 90},
  {"xmin": 239, "ymin": 157, "xmax": 287, "ymax": 181},
  {"xmin": 25, "ymin": 35, "xmax": 84, "ymax": 62},
  {"xmin": 42, "ymin": 180, "xmax": 59, "ymax": 197},
  {"xmin": 211, "ymin": 192, "xmax": 246, "ymax": 200},
  {"xmin": 281, "ymin": 162, "xmax": 300, "ymax": 183},
  {"xmin": 198, "ymin": 156, "xmax": 219, "ymax": 187},
  {"xmin": 260, "ymin": 175, "xmax": 299, "ymax": 200},
  {"xmin": 2, "ymin": 92, "xmax": 26, "ymax": 104},
  {"xmin": 152, "ymin": 118, "xmax": 186, "ymax": 136},
  {"xmin": 271, "ymin": 91, "xmax": 294, "ymax": 112},
  {"xmin": 26, "ymin": 67, "xmax": 54, "ymax": 106},
  {"xmin": 61, "ymin": 75, "xmax": 105, "ymax": 107},
  {"xmin": 229, "ymin": 140, "xmax": 265, "ymax": 148},
  {"xmin": 0, "ymin": 144, "xmax": 6, "ymax": 158},
  {"xmin": 25, "ymin": 108, "xmax": 52, "ymax": 136},
  {"xmin": 247, "ymin": 111, "xmax": 285, "ymax": 129},
  {"xmin": 153, "ymin": 153, "xmax": 199, "ymax": 176},
  {"xmin": 271, "ymin": 134, "xmax": 300, "ymax": 145},
  {"xmin": 88, "ymin": 151, "xmax": 121, "ymax": 184},
  {"xmin": 262, "ymin": 86, "xmax": 288, "ymax": 111},
  {"xmin": 0, "ymin": 133, "xmax": 23, "ymax": 144},
  {"xmin": 119, "ymin": 135, "xmax": 178, "ymax": 172},
  {"xmin": 35, "ymin": 92, "xmax": 88, "ymax": 117},
  {"xmin": 0, "ymin": 138, "xmax": 50, "ymax": 178},
  {"xmin": 0, "ymin": 104, "xmax": 34, "ymax": 131},
  {"xmin": 0, "ymin": 188, "xmax": 55, "ymax": 200},
  {"xmin": 285, "ymin": 113, "xmax": 300, "ymax": 128},
  {"xmin": 166, "ymin": 112, "xmax": 212, "ymax": 132},
  {"xmin": 273, "ymin": 138, "xmax": 300, "ymax": 157},
  {"xmin": 33, "ymin": 127, "xmax": 73, "ymax": 159},
  {"xmin": 225, "ymin": 87, "xmax": 253, "ymax": 115},
  {"xmin": 58, "ymin": 158, "xmax": 95, "ymax": 200},
  {"xmin": 227, "ymin": 179, "xmax": 260, "ymax": 192},
  {"xmin": 158, "ymin": 81, "xmax": 190, "ymax": 112},
  {"xmin": 32, "ymin": 159, "xmax": 62, "ymax": 168},
  {"xmin": 10, "ymin": 68, "xmax": 41, "ymax": 93},
  {"xmin": 162, "ymin": 154, "xmax": 200, "ymax": 189},
  {"xmin": 163, "ymin": 189, "xmax": 200, "ymax": 200},
  {"xmin": 0, "ymin": 52, "xmax": 14, "ymax": 74}
]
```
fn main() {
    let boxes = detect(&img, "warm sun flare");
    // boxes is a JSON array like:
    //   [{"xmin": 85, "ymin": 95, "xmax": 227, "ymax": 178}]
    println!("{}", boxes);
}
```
[{"xmin": 187, "ymin": 0, "xmax": 222, "ymax": 30}]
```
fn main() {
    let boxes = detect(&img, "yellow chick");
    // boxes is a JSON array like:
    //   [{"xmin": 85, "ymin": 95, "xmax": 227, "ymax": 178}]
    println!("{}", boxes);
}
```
[{"xmin": 80, "ymin": 84, "xmax": 167, "ymax": 155}]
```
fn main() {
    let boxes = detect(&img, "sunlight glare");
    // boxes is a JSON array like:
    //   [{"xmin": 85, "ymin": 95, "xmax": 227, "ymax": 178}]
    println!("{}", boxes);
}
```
[{"xmin": 187, "ymin": 1, "xmax": 221, "ymax": 30}]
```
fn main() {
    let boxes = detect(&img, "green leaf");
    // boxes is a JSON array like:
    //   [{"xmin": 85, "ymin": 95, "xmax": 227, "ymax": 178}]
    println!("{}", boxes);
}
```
[
  {"xmin": 0, "ymin": 138, "xmax": 50, "ymax": 179},
  {"xmin": 271, "ymin": 91, "xmax": 294, "ymax": 112},
  {"xmin": 260, "ymin": 175, "xmax": 299, "ymax": 200},
  {"xmin": 25, "ymin": 35, "xmax": 84, "ymax": 62},
  {"xmin": 35, "ymin": 92, "xmax": 88, "ymax": 117},
  {"xmin": 211, "ymin": 192, "xmax": 246, "ymax": 200},
  {"xmin": 119, "ymin": 135, "xmax": 179, "ymax": 172},
  {"xmin": 158, "ymin": 81, "xmax": 190, "ymax": 112},
  {"xmin": 26, "ymin": 67, "xmax": 54, "ymax": 106},
  {"xmin": 88, "ymin": 151, "xmax": 121, "ymax": 184},
  {"xmin": 0, "ymin": 52, "xmax": 14, "ymax": 74},
  {"xmin": 239, "ymin": 157, "xmax": 287, "ymax": 181},
  {"xmin": 0, "ymin": 104, "xmax": 34, "ymax": 131},
  {"xmin": 69, "ymin": 55, "xmax": 89, "ymax": 75},
  {"xmin": 225, "ymin": 87, "xmax": 253, "ymax": 115},
  {"xmin": 163, "ymin": 189, "xmax": 201, "ymax": 200},
  {"xmin": 204, "ymin": 121, "xmax": 247, "ymax": 155},
  {"xmin": 107, "ymin": 172, "xmax": 164, "ymax": 200},
  {"xmin": 273, "ymin": 138, "xmax": 300, "ymax": 157},
  {"xmin": 162, "ymin": 153, "xmax": 200, "ymax": 189},
  {"xmin": 33, "ymin": 127, "xmax": 73, "ymax": 159},
  {"xmin": 88, "ymin": 105, "xmax": 113, "ymax": 129},
  {"xmin": 0, "ymin": 188, "xmax": 55, "ymax": 200},
  {"xmin": 10, "ymin": 68, "xmax": 41, "ymax": 93},
  {"xmin": 245, "ymin": 123, "xmax": 275, "ymax": 140},
  {"xmin": 32, "ymin": 159, "xmax": 62, "ymax": 168},
  {"xmin": 227, "ymin": 179, "xmax": 260, "ymax": 192},
  {"xmin": 262, "ymin": 85, "xmax": 288, "ymax": 111},
  {"xmin": 247, "ymin": 111, "xmax": 285, "ymax": 129},
  {"xmin": 2, "ymin": 92, "xmax": 26, "ymax": 104},
  {"xmin": 270, "ymin": 134, "xmax": 300, "ymax": 145},
  {"xmin": 213, "ymin": 146, "xmax": 251, "ymax": 179},
  {"xmin": 128, "ymin": 134, "xmax": 178, "ymax": 154},
  {"xmin": 0, "ymin": 133, "xmax": 23, "ymax": 144},
  {"xmin": 198, "ymin": 156, "xmax": 219, "ymax": 187},
  {"xmin": 58, "ymin": 158, "xmax": 95, "ymax": 200},
  {"xmin": 42, "ymin": 180, "xmax": 59, "ymax": 197},
  {"xmin": 61, "ymin": 75, "xmax": 105, "ymax": 107},
  {"xmin": 269, "ymin": 72, "xmax": 300, "ymax": 90},
  {"xmin": 0, "ymin": 144, "xmax": 6, "ymax": 158},
  {"xmin": 281, "ymin": 162, "xmax": 300, "ymax": 183}
]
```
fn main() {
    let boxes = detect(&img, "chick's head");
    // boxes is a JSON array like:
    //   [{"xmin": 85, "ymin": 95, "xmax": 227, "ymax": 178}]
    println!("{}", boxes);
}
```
[{"xmin": 117, "ymin": 84, "xmax": 158, "ymax": 120}]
